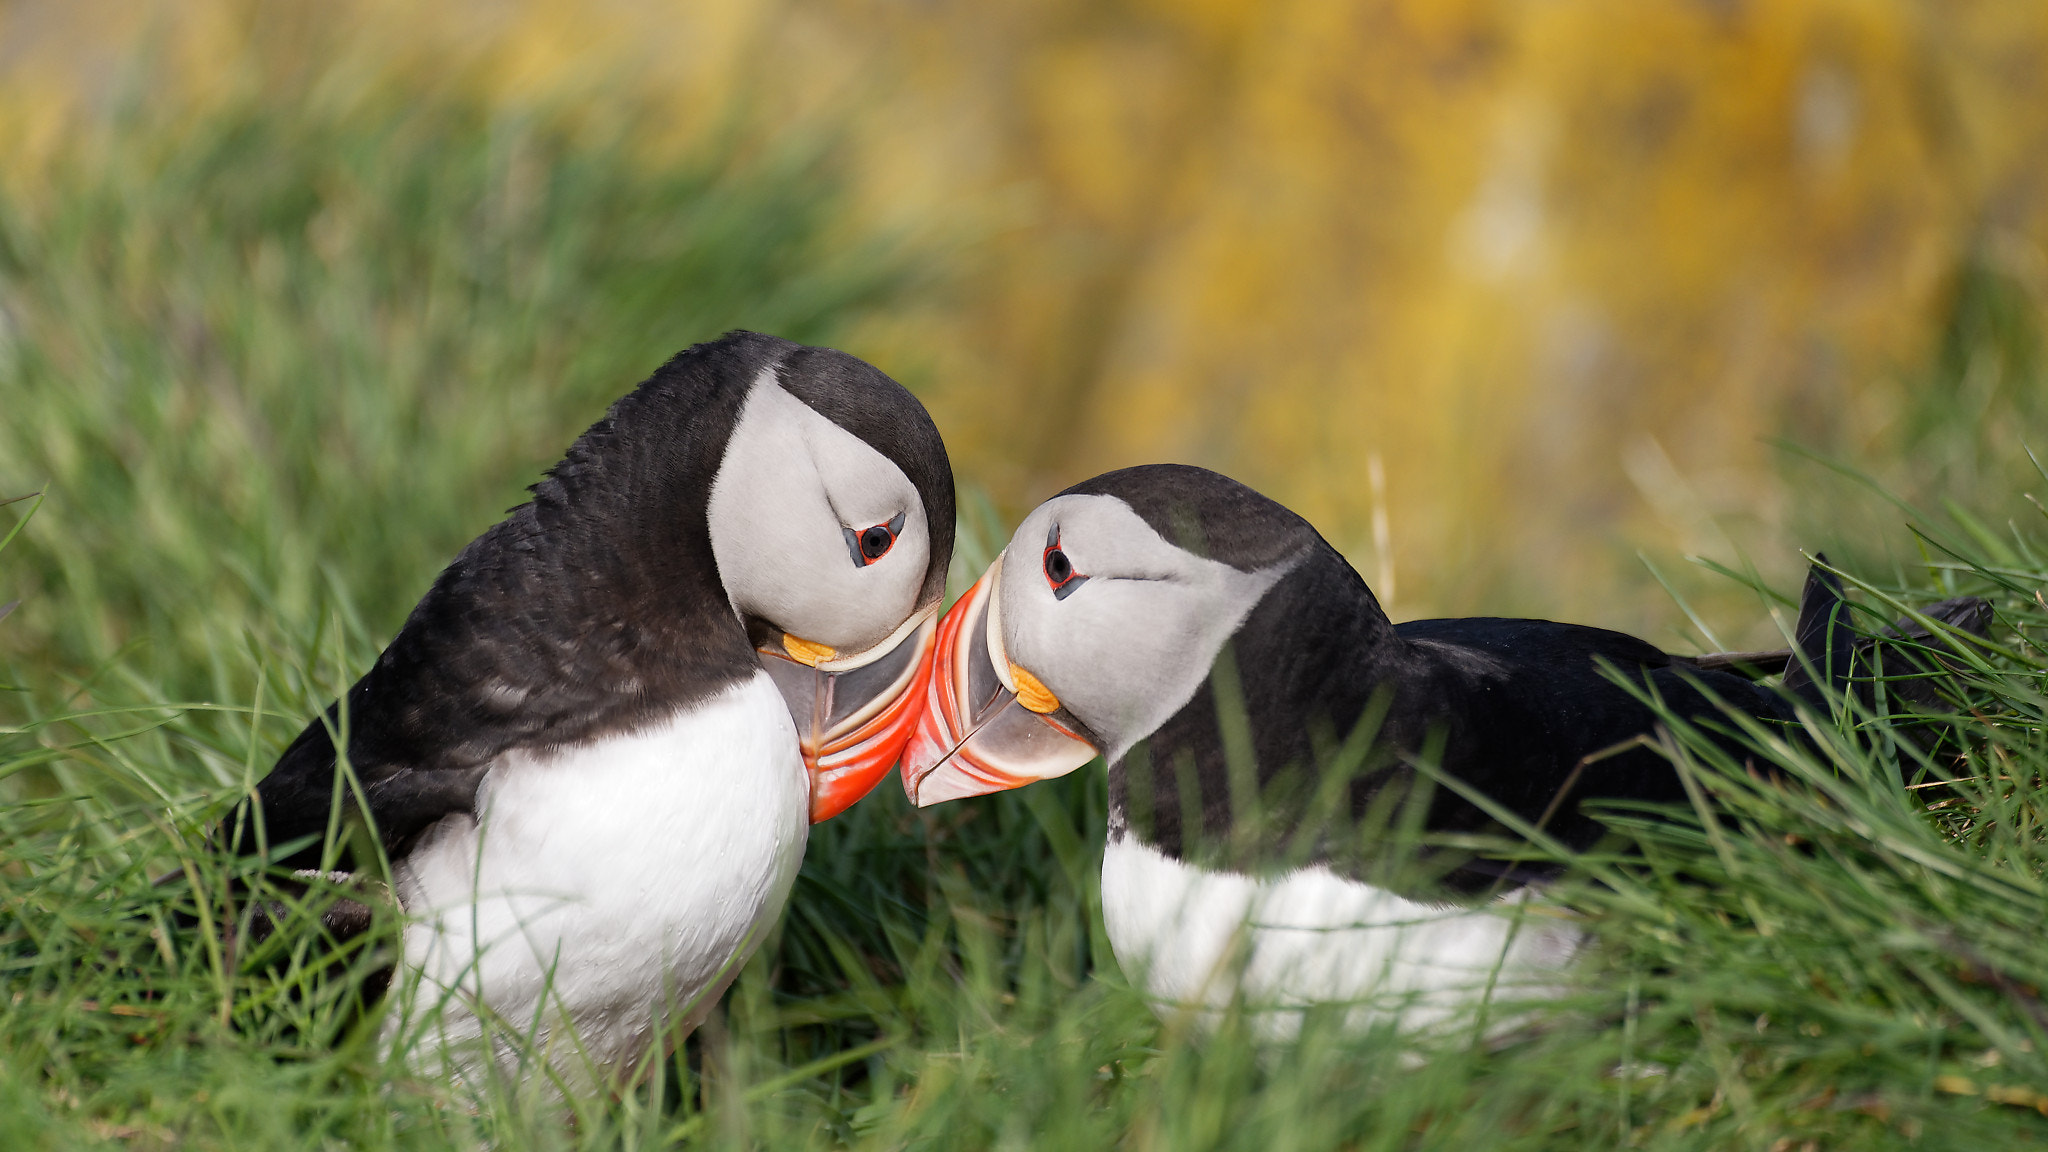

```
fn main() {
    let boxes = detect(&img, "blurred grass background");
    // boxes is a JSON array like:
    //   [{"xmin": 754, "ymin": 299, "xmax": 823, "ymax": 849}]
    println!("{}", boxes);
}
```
[
  {"xmin": 2, "ymin": 0, "xmax": 2045, "ymax": 661},
  {"xmin": 3, "ymin": 1, "xmax": 2048, "ymax": 1148}
]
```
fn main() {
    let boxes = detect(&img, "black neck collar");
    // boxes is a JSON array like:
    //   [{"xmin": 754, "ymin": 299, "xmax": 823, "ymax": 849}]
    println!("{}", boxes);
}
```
[{"xmin": 1108, "ymin": 542, "xmax": 1408, "ymax": 873}]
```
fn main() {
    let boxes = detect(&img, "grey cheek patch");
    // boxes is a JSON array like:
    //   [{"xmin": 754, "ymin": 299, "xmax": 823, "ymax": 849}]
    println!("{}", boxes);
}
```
[
  {"xmin": 708, "ymin": 370, "xmax": 926, "ymax": 650},
  {"xmin": 999, "ymin": 494, "xmax": 1298, "ymax": 764}
]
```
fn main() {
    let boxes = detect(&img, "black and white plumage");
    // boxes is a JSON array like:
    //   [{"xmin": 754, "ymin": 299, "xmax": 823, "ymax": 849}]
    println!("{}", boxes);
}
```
[
  {"xmin": 902, "ymin": 464, "xmax": 1861, "ymax": 1032},
  {"xmin": 237, "ymin": 331, "xmax": 953, "ymax": 1081}
]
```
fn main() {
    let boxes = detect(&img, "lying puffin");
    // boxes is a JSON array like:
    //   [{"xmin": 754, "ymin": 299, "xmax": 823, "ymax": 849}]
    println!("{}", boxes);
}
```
[
  {"xmin": 235, "ymin": 332, "xmax": 952, "ymax": 1081},
  {"xmin": 901, "ymin": 464, "xmax": 1858, "ymax": 1033}
]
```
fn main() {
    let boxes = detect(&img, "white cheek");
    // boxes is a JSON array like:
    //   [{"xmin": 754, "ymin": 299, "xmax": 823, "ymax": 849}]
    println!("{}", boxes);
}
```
[
  {"xmin": 1019, "ymin": 580, "xmax": 1199, "ymax": 746},
  {"xmin": 708, "ymin": 373, "xmax": 929, "ymax": 651},
  {"xmin": 1000, "ymin": 496, "xmax": 1289, "ymax": 761}
]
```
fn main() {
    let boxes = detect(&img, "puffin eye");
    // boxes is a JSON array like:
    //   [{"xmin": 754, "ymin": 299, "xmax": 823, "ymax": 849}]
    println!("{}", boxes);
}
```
[
  {"xmin": 844, "ymin": 512, "xmax": 907, "ymax": 568},
  {"xmin": 1041, "ymin": 529, "xmax": 1088, "ymax": 600}
]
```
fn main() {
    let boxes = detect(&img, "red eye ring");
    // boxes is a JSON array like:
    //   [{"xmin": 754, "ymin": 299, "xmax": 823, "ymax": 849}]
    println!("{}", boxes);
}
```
[
  {"xmin": 1042, "ymin": 528, "xmax": 1088, "ymax": 600},
  {"xmin": 846, "ymin": 512, "xmax": 907, "ymax": 568}
]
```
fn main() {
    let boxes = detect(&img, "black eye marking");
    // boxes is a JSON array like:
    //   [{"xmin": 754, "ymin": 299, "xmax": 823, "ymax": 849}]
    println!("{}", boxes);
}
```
[
  {"xmin": 1042, "ymin": 526, "xmax": 1088, "ymax": 600},
  {"xmin": 860, "ymin": 525, "xmax": 892, "ymax": 559},
  {"xmin": 844, "ymin": 511, "xmax": 907, "ymax": 568}
]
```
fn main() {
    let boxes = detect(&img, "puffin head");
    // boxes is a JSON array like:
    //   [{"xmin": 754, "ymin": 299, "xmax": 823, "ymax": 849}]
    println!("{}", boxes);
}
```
[
  {"xmin": 702, "ymin": 339, "xmax": 955, "ymax": 821},
  {"xmin": 901, "ymin": 464, "xmax": 1335, "ymax": 808}
]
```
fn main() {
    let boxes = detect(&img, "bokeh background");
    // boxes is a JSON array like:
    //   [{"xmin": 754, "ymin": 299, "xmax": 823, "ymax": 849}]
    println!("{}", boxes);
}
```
[
  {"xmin": 7, "ymin": 7, "xmax": 2048, "ymax": 1145},
  {"xmin": 4, "ymin": 0, "xmax": 2046, "ymax": 697}
]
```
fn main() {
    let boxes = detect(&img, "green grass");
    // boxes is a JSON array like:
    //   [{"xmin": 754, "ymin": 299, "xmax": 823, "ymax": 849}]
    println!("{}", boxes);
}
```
[{"xmin": 6, "ymin": 52, "xmax": 2048, "ymax": 1152}]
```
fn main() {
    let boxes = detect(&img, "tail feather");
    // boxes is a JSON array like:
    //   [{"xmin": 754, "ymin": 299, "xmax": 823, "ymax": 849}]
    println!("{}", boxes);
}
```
[
  {"xmin": 1782, "ymin": 553, "xmax": 1853, "ymax": 708},
  {"xmin": 1881, "ymin": 595, "xmax": 1993, "ymax": 646},
  {"xmin": 1857, "ymin": 594, "xmax": 1993, "ymax": 716},
  {"xmin": 1686, "ymin": 560, "xmax": 1991, "ymax": 721}
]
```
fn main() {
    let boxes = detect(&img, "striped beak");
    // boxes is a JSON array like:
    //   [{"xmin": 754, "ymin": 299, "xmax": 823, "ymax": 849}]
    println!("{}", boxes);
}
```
[
  {"xmin": 758, "ymin": 607, "xmax": 939, "ymax": 822},
  {"xmin": 900, "ymin": 558, "xmax": 1099, "ymax": 807}
]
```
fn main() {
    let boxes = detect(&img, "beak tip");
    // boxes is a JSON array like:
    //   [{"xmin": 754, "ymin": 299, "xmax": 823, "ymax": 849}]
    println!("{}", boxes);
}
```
[
  {"xmin": 898, "ymin": 747, "xmax": 940, "ymax": 807},
  {"xmin": 899, "ymin": 567, "xmax": 1099, "ymax": 808},
  {"xmin": 897, "ymin": 761, "xmax": 1005, "ymax": 807}
]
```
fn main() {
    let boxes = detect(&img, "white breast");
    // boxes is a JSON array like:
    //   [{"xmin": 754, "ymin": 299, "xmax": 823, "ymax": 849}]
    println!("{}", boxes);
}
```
[
  {"xmin": 1100, "ymin": 833, "xmax": 1585, "ymax": 1038},
  {"xmin": 386, "ymin": 672, "xmax": 809, "ymax": 1084}
]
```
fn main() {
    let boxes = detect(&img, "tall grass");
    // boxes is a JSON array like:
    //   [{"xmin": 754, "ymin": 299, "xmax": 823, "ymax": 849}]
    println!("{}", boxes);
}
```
[
  {"xmin": 0, "ymin": 58, "xmax": 903, "ymax": 706},
  {"xmin": 5, "ymin": 45, "xmax": 2048, "ymax": 1152}
]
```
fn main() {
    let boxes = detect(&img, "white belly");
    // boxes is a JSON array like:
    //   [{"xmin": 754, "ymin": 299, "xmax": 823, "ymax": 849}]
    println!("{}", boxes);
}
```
[
  {"xmin": 1100, "ymin": 833, "xmax": 1584, "ymax": 1038},
  {"xmin": 387, "ymin": 673, "xmax": 808, "ymax": 1083}
]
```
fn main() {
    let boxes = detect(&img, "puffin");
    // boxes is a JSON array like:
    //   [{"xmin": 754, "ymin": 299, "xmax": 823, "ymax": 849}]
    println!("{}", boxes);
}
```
[
  {"xmin": 899, "ymin": 464, "xmax": 1859, "ymax": 1034},
  {"xmin": 233, "ymin": 331, "xmax": 953, "ymax": 1082}
]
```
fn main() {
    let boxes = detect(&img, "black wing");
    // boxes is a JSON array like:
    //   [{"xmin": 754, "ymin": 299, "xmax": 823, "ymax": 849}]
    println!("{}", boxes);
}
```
[
  {"xmin": 1396, "ymin": 615, "xmax": 1793, "ymax": 853},
  {"xmin": 241, "ymin": 505, "xmax": 749, "ymax": 868},
  {"xmin": 236, "ymin": 338, "xmax": 772, "ymax": 869}
]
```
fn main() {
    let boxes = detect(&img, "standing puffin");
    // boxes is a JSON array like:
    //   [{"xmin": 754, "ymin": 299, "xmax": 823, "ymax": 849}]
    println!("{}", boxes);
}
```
[
  {"xmin": 901, "ymin": 464, "xmax": 1850, "ymax": 1033},
  {"xmin": 236, "ymin": 332, "xmax": 952, "ymax": 1081}
]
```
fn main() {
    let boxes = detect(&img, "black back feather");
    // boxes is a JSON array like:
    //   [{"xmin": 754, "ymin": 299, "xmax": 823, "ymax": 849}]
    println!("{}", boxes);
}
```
[
  {"xmin": 237, "ymin": 331, "xmax": 948, "ymax": 869},
  {"xmin": 1089, "ymin": 466, "xmax": 1806, "ymax": 900}
]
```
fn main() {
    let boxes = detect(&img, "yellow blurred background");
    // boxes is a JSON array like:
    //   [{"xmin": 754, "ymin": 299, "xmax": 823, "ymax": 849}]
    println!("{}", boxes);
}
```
[{"xmin": 5, "ymin": 0, "xmax": 2044, "ymax": 648}]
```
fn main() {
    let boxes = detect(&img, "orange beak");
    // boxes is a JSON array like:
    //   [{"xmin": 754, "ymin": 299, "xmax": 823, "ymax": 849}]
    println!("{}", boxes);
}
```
[
  {"xmin": 900, "ymin": 562, "xmax": 1099, "ymax": 807},
  {"xmin": 757, "ymin": 609, "xmax": 939, "ymax": 822}
]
